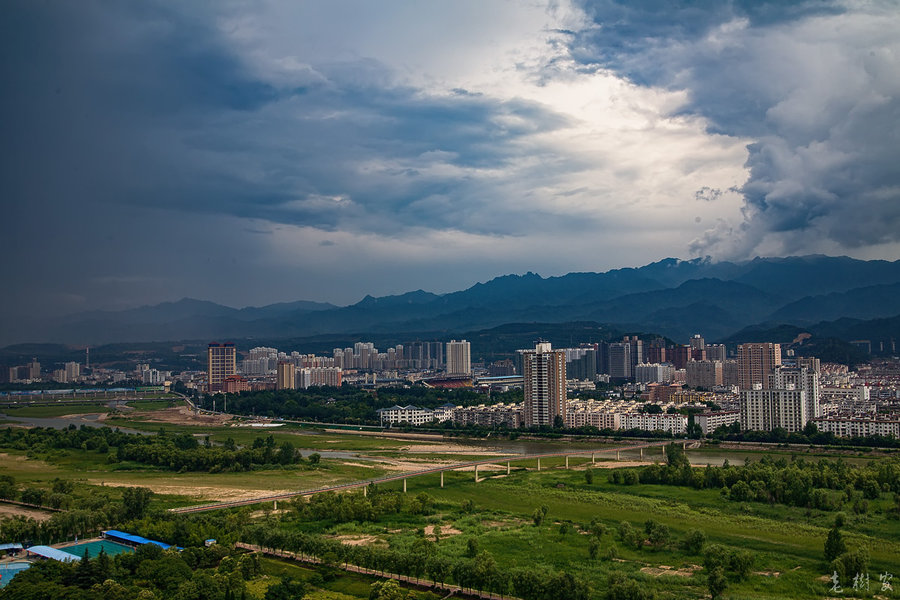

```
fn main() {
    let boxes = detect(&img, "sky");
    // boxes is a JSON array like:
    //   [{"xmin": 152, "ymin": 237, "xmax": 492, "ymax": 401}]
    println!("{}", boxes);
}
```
[{"xmin": 2, "ymin": 0, "xmax": 898, "ymax": 316}]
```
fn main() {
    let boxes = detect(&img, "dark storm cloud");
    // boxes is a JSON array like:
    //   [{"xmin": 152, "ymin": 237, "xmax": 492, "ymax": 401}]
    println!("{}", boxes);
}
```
[
  {"xmin": 569, "ymin": 0, "xmax": 900, "ymax": 258},
  {"xmin": 1, "ymin": 1, "xmax": 574, "ymax": 236},
  {"xmin": 0, "ymin": 0, "xmax": 585, "ymax": 316}
]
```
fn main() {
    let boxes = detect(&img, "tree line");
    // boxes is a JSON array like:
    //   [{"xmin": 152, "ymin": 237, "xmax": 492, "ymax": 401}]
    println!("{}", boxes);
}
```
[
  {"xmin": 608, "ymin": 443, "xmax": 900, "ymax": 513},
  {"xmin": 0, "ymin": 426, "xmax": 310, "ymax": 472}
]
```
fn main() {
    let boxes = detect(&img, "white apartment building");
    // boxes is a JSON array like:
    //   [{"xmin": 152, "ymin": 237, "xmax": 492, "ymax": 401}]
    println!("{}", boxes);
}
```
[
  {"xmin": 377, "ymin": 405, "xmax": 435, "ymax": 426},
  {"xmin": 446, "ymin": 340, "xmax": 472, "ymax": 375},
  {"xmin": 696, "ymin": 410, "xmax": 741, "ymax": 435},
  {"xmin": 634, "ymin": 363, "xmax": 674, "ymax": 384},
  {"xmin": 620, "ymin": 412, "xmax": 688, "ymax": 434},
  {"xmin": 740, "ymin": 384, "xmax": 807, "ymax": 433},
  {"xmin": 811, "ymin": 416, "xmax": 899, "ymax": 438}
]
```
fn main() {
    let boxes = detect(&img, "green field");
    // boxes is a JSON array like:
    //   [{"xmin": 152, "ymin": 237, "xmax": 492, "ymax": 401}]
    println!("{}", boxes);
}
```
[
  {"xmin": 263, "ymin": 463, "xmax": 900, "ymax": 599},
  {"xmin": 0, "ymin": 396, "xmax": 180, "ymax": 418},
  {"xmin": 2, "ymin": 413, "xmax": 899, "ymax": 599}
]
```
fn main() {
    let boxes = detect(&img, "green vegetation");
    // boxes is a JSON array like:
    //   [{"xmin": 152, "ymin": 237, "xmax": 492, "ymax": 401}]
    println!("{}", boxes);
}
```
[
  {"xmin": 218, "ymin": 386, "xmax": 522, "ymax": 425},
  {"xmin": 2, "ymin": 419, "xmax": 900, "ymax": 599}
]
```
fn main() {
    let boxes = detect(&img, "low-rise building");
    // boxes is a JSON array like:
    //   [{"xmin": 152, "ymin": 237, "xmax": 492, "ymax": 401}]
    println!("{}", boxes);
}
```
[
  {"xmin": 811, "ymin": 415, "xmax": 900, "ymax": 438},
  {"xmin": 695, "ymin": 410, "xmax": 741, "ymax": 435},
  {"xmin": 377, "ymin": 405, "xmax": 435, "ymax": 426}
]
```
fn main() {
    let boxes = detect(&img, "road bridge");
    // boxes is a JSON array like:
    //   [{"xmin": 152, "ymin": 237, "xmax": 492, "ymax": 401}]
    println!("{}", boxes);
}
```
[{"xmin": 170, "ymin": 439, "xmax": 674, "ymax": 514}]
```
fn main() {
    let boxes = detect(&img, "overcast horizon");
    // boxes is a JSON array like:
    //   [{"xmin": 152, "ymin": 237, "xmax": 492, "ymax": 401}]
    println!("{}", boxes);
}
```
[{"xmin": 3, "ymin": 1, "xmax": 899, "ymax": 317}]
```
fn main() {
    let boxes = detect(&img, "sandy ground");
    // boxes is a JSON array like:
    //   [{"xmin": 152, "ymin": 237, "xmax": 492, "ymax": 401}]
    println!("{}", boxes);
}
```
[
  {"xmin": 640, "ymin": 564, "xmax": 702, "ymax": 578},
  {"xmin": 102, "ymin": 406, "xmax": 232, "ymax": 427},
  {"xmin": 424, "ymin": 524, "xmax": 462, "ymax": 537},
  {"xmin": 0, "ymin": 503, "xmax": 55, "ymax": 522},
  {"xmin": 334, "ymin": 534, "xmax": 383, "ymax": 546},
  {"xmin": 398, "ymin": 443, "xmax": 510, "ymax": 455},
  {"xmin": 87, "ymin": 480, "xmax": 294, "ymax": 502}
]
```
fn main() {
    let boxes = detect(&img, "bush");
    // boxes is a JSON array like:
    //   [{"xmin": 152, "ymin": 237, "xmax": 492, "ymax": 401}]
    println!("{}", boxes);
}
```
[{"xmin": 681, "ymin": 529, "xmax": 707, "ymax": 554}]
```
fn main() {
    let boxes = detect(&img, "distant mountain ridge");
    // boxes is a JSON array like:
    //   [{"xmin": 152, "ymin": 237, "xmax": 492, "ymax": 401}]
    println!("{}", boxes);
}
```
[{"xmin": 3, "ymin": 255, "xmax": 900, "ymax": 346}]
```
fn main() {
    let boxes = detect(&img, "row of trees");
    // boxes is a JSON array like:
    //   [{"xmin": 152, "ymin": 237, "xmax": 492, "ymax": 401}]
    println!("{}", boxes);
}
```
[
  {"xmin": 243, "ymin": 525, "xmax": 590, "ymax": 600},
  {"xmin": 0, "ymin": 485, "xmax": 155, "ymax": 546},
  {"xmin": 219, "ymin": 386, "xmax": 508, "ymax": 425},
  {"xmin": 608, "ymin": 445, "xmax": 900, "ymax": 511},
  {"xmin": 0, "ymin": 425, "xmax": 310, "ymax": 472},
  {"xmin": 295, "ymin": 488, "xmax": 433, "ymax": 525}
]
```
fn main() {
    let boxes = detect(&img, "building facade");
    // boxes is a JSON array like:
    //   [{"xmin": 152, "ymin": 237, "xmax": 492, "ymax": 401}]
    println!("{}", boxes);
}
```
[
  {"xmin": 276, "ymin": 361, "xmax": 296, "ymax": 390},
  {"xmin": 446, "ymin": 340, "xmax": 472, "ymax": 375},
  {"xmin": 522, "ymin": 342, "xmax": 567, "ymax": 427},
  {"xmin": 740, "ymin": 384, "xmax": 806, "ymax": 432},
  {"xmin": 207, "ymin": 343, "xmax": 236, "ymax": 393},
  {"xmin": 738, "ymin": 343, "xmax": 782, "ymax": 390},
  {"xmin": 686, "ymin": 360, "xmax": 723, "ymax": 390}
]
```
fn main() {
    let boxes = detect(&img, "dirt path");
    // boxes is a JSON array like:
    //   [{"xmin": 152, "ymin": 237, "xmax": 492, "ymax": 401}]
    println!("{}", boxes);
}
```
[{"xmin": 0, "ymin": 502, "xmax": 55, "ymax": 522}]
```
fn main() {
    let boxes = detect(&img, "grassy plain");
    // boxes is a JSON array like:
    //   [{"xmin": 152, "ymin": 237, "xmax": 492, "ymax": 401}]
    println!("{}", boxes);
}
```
[
  {"xmin": 278, "ymin": 465, "xmax": 900, "ymax": 599},
  {"xmin": 3, "ymin": 403, "xmax": 900, "ymax": 598}
]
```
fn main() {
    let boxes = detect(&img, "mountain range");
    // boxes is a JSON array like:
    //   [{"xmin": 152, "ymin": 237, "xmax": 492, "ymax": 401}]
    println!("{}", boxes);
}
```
[{"xmin": 4, "ymin": 255, "xmax": 900, "ymax": 347}]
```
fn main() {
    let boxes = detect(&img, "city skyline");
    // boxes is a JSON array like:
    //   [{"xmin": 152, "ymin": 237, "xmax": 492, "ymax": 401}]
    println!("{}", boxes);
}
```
[{"xmin": 3, "ymin": 1, "xmax": 899, "ymax": 318}]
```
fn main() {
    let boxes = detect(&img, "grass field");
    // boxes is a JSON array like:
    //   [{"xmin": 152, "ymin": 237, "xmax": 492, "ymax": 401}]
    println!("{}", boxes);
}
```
[
  {"xmin": 276, "ymin": 465, "xmax": 900, "ymax": 599},
  {"xmin": 0, "ymin": 396, "xmax": 180, "ymax": 418},
  {"xmin": 2, "ymin": 414, "xmax": 899, "ymax": 599}
]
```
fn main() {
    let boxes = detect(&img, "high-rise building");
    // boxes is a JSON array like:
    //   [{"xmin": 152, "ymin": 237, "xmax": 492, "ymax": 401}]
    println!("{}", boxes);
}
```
[
  {"xmin": 686, "ymin": 360, "xmax": 723, "ymax": 390},
  {"xmin": 690, "ymin": 334, "xmax": 706, "ymax": 351},
  {"xmin": 623, "ymin": 336, "xmax": 643, "ymax": 372},
  {"xmin": 276, "ymin": 361, "xmax": 296, "ymax": 390},
  {"xmin": 669, "ymin": 346, "xmax": 691, "ymax": 370},
  {"xmin": 64, "ymin": 361, "xmax": 80, "ymax": 383},
  {"xmin": 522, "ymin": 342, "xmax": 567, "ymax": 427},
  {"xmin": 607, "ymin": 342, "xmax": 632, "ymax": 379},
  {"xmin": 28, "ymin": 360, "xmax": 40, "ymax": 380},
  {"xmin": 722, "ymin": 359, "xmax": 741, "ymax": 387},
  {"xmin": 298, "ymin": 367, "xmax": 343, "ymax": 389},
  {"xmin": 207, "ymin": 343, "xmax": 236, "ymax": 392},
  {"xmin": 738, "ymin": 343, "xmax": 781, "ymax": 390},
  {"xmin": 797, "ymin": 356, "xmax": 821, "ymax": 375},
  {"xmin": 446, "ymin": 340, "xmax": 471, "ymax": 375},
  {"xmin": 706, "ymin": 344, "xmax": 727, "ymax": 362},
  {"xmin": 634, "ymin": 363, "xmax": 674, "ymax": 384},
  {"xmin": 771, "ymin": 365, "xmax": 820, "ymax": 419},
  {"xmin": 740, "ymin": 384, "xmax": 807, "ymax": 433},
  {"xmin": 563, "ymin": 346, "xmax": 598, "ymax": 381}
]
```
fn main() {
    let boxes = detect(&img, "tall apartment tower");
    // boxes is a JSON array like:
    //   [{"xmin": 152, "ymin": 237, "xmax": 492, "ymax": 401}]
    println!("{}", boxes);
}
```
[
  {"xmin": 771, "ymin": 365, "xmax": 820, "ymax": 419},
  {"xmin": 207, "ymin": 342, "xmax": 236, "ymax": 392},
  {"xmin": 276, "ymin": 361, "xmax": 296, "ymax": 390},
  {"xmin": 623, "ymin": 336, "xmax": 643, "ymax": 371},
  {"xmin": 740, "ymin": 384, "xmax": 807, "ymax": 433},
  {"xmin": 738, "ymin": 343, "xmax": 781, "ymax": 390},
  {"xmin": 607, "ymin": 342, "xmax": 632, "ymax": 379},
  {"xmin": 446, "ymin": 340, "xmax": 472, "ymax": 375},
  {"xmin": 522, "ymin": 342, "xmax": 567, "ymax": 427}
]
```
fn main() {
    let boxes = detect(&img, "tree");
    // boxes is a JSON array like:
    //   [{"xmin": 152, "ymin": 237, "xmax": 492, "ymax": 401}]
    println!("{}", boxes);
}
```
[
  {"xmin": 266, "ymin": 576, "xmax": 308, "ymax": 600},
  {"xmin": 584, "ymin": 469, "xmax": 594, "ymax": 484},
  {"xmin": 824, "ymin": 526, "xmax": 846, "ymax": 562},
  {"xmin": 308, "ymin": 452, "xmax": 321, "ymax": 465},
  {"xmin": 465, "ymin": 537, "xmax": 480, "ymax": 558},
  {"xmin": 606, "ymin": 574, "xmax": 656, "ymax": 600},
  {"xmin": 588, "ymin": 536, "xmax": 601, "ymax": 560},
  {"xmin": 532, "ymin": 508, "xmax": 544, "ymax": 527},
  {"xmin": 644, "ymin": 519, "xmax": 670, "ymax": 549},
  {"xmin": 122, "ymin": 487, "xmax": 153, "ymax": 519},
  {"xmin": 707, "ymin": 566, "xmax": 728, "ymax": 599},
  {"xmin": 681, "ymin": 529, "xmax": 706, "ymax": 554}
]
